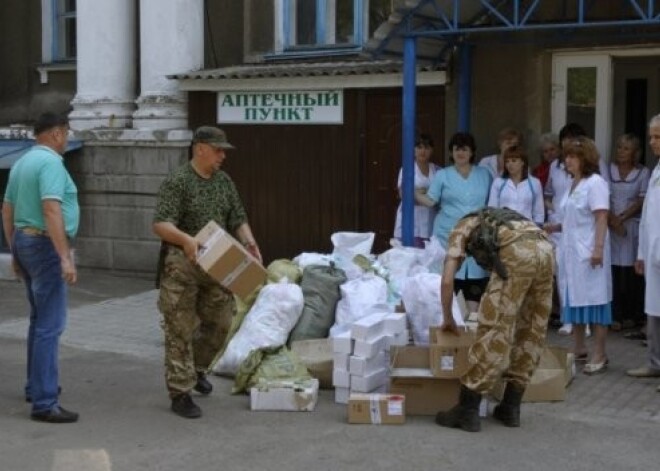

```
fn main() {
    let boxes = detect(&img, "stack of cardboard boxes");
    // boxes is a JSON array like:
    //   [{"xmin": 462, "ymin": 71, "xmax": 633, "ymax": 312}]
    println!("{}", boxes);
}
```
[{"xmin": 333, "ymin": 312, "xmax": 408, "ymax": 404}]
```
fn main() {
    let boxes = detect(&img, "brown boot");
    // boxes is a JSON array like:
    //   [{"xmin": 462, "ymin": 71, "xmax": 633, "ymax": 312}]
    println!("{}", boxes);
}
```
[
  {"xmin": 435, "ymin": 385, "xmax": 482, "ymax": 432},
  {"xmin": 493, "ymin": 382, "xmax": 524, "ymax": 427}
]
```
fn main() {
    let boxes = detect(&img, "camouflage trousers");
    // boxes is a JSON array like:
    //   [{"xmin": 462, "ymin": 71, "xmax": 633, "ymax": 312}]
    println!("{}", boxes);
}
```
[
  {"xmin": 158, "ymin": 247, "xmax": 235, "ymax": 397},
  {"xmin": 462, "ymin": 235, "xmax": 555, "ymax": 393}
]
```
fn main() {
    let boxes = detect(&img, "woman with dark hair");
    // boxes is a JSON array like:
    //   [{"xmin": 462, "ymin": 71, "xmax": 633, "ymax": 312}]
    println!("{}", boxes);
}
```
[
  {"xmin": 547, "ymin": 136, "xmax": 612, "ymax": 375},
  {"xmin": 488, "ymin": 145, "xmax": 544, "ymax": 226},
  {"xmin": 417, "ymin": 132, "xmax": 492, "ymax": 310},
  {"xmin": 607, "ymin": 134, "xmax": 649, "ymax": 331},
  {"xmin": 393, "ymin": 133, "xmax": 440, "ymax": 248}
]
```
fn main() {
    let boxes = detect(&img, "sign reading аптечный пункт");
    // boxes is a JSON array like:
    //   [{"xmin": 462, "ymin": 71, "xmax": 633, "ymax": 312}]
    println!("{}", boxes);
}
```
[{"xmin": 217, "ymin": 90, "xmax": 343, "ymax": 125}]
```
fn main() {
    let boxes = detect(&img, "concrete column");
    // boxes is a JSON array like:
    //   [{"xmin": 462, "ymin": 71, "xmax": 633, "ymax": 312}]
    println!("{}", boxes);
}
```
[
  {"xmin": 132, "ymin": 0, "xmax": 204, "ymax": 130},
  {"xmin": 69, "ymin": 0, "xmax": 136, "ymax": 130}
]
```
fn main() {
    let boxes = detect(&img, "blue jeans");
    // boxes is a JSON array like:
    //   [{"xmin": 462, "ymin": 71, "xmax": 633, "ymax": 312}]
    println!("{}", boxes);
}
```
[{"xmin": 12, "ymin": 230, "xmax": 67, "ymax": 413}]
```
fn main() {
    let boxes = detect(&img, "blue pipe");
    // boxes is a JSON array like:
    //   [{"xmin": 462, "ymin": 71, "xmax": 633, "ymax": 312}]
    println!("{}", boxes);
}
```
[
  {"xmin": 401, "ymin": 36, "xmax": 417, "ymax": 247},
  {"xmin": 457, "ymin": 44, "xmax": 472, "ymax": 132}
]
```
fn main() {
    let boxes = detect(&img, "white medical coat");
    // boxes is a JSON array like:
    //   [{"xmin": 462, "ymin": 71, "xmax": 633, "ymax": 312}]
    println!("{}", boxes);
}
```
[{"xmin": 638, "ymin": 163, "xmax": 660, "ymax": 316}]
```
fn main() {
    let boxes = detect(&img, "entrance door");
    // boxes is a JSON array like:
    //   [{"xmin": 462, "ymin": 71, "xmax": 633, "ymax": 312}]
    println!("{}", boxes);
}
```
[
  {"xmin": 363, "ymin": 87, "xmax": 444, "ymax": 253},
  {"xmin": 552, "ymin": 53, "xmax": 612, "ymax": 161}
]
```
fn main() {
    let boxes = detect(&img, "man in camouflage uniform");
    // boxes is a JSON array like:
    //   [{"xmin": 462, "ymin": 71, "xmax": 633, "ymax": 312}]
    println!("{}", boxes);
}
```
[
  {"xmin": 153, "ymin": 126, "xmax": 261, "ymax": 418},
  {"xmin": 435, "ymin": 208, "xmax": 554, "ymax": 432}
]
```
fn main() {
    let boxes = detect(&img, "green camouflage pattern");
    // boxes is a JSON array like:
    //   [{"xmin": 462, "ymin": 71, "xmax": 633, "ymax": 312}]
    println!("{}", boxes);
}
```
[
  {"xmin": 158, "ymin": 247, "xmax": 236, "ymax": 397},
  {"xmin": 460, "ymin": 233, "xmax": 555, "ymax": 394},
  {"xmin": 153, "ymin": 163, "xmax": 247, "ymax": 236},
  {"xmin": 232, "ymin": 346, "xmax": 311, "ymax": 394}
]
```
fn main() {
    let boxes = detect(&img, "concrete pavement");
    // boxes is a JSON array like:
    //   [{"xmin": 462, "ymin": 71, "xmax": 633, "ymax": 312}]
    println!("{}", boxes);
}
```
[{"xmin": 0, "ymin": 271, "xmax": 658, "ymax": 471}]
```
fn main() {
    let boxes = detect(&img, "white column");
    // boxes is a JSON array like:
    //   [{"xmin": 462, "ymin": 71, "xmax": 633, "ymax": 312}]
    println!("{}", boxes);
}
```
[
  {"xmin": 132, "ymin": 0, "xmax": 204, "ymax": 130},
  {"xmin": 69, "ymin": 0, "xmax": 136, "ymax": 130}
]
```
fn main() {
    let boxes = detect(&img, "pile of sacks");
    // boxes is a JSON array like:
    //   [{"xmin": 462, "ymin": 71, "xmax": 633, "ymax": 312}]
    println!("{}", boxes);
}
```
[{"xmin": 210, "ymin": 231, "xmax": 465, "ymax": 394}]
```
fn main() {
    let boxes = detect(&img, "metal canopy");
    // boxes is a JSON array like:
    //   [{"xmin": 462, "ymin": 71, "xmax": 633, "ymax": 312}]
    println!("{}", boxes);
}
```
[{"xmin": 381, "ymin": 0, "xmax": 660, "ymax": 247}]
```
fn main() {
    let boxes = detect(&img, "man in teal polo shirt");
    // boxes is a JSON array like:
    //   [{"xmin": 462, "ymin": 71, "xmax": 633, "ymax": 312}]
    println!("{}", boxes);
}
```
[{"xmin": 2, "ymin": 112, "xmax": 80, "ymax": 423}]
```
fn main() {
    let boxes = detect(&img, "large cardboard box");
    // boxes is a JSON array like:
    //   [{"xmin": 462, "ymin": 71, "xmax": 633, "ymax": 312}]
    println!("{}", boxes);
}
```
[
  {"xmin": 195, "ymin": 221, "xmax": 267, "ymax": 300},
  {"xmin": 492, "ymin": 346, "xmax": 574, "ymax": 403},
  {"xmin": 250, "ymin": 379, "xmax": 319, "ymax": 411},
  {"xmin": 428, "ymin": 327, "xmax": 476, "ymax": 378},
  {"xmin": 389, "ymin": 346, "xmax": 461, "ymax": 416},
  {"xmin": 348, "ymin": 393, "xmax": 406, "ymax": 424}
]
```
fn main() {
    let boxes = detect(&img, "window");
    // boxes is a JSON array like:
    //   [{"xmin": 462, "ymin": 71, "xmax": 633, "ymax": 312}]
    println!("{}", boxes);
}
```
[
  {"xmin": 41, "ymin": 0, "xmax": 77, "ymax": 63},
  {"xmin": 283, "ymin": 0, "xmax": 367, "ymax": 49}
]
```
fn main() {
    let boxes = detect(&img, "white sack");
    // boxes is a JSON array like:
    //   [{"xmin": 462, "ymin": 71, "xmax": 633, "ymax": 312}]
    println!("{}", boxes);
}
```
[
  {"xmin": 292, "ymin": 252, "xmax": 333, "ymax": 269},
  {"xmin": 212, "ymin": 281, "xmax": 304, "ymax": 376},
  {"xmin": 331, "ymin": 232, "xmax": 375, "ymax": 279},
  {"xmin": 329, "ymin": 273, "xmax": 388, "ymax": 337},
  {"xmin": 400, "ymin": 273, "xmax": 464, "ymax": 345}
]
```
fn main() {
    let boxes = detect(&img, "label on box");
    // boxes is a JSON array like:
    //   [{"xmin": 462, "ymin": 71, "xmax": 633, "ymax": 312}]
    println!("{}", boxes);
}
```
[
  {"xmin": 440, "ymin": 355, "xmax": 455, "ymax": 371},
  {"xmin": 387, "ymin": 397, "xmax": 404, "ymax": 416}
]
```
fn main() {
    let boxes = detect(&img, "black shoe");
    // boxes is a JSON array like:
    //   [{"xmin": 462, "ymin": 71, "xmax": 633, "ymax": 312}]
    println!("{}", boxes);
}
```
[
  {"xmin": 26, "ymin": 386, "xmax": 62, "ymax": 404},
  {"xmin": 493, "ymin": 382, "xmax": 525, "ymax": 427},
  {"xmin": 171, "ymin": 393, "xmax": 202, "ymax": 419},
  {"xmin": 193, "ymin": 373, "xmax": 213, "ymax": 395},
  {"xmin": 435, "ymin": 385, "xmax": 482, "ymax": 432},
  {"xmin": 31, "ymin": 406, "xmax": 79, "ymax": 423}
]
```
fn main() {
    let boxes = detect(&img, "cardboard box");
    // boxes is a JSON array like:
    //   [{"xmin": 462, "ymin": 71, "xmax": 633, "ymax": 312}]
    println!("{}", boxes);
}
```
[
  {"xmin": 353, "ymin": 334, "xmax": 390, "ymax": 358},
  {"xmin": 348, "ymin": 393, "xmax": 406, "ymax": 424},
  {"xmin": 389, "ymin": 346, "xmax": 461, "ymax": 416},
  {"xmin": 332, "ymin": 368, "xmax": 350, "ymax": 388},
  {"xmin": 333, "ymin": 352, "xmax": 350, "ymax": 371},
  {"xmin": 332, "ymin": 331, "xmax": 353, "ymax": 354},
  {"xmin": 195, "ymin": 221, "xmax": 267, "ymax": 300},
  {"xmin": 351, "ymin": 367, "xmax": 388, "ymax": 393},
  {"xmin": 351, "ymin": 313, "xmax": 387, "ymax": 341},
  {"xmin": 290, "ymin": 339, "xmax": 333, "ymax": 389},
  {"xmin": 335, "ymin": 387, "xmax": 350, "ymax": 404},
  {"xmin": 250, "ymin": 379, "xmax": 319, "ymax": 411},
  {"xmin": 428, "ymin": 328, "xmax": 476, "ymax": 378},
  {"xmin": 492, "ymin": 346, "xmax": 574, "ymax": 403},
  {"xmin": 349, "ymin": 352, "xmax": 388, "ymax": 376}
]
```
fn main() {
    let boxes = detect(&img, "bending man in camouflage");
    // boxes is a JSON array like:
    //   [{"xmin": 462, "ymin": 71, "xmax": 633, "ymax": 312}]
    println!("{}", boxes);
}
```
[
  {"xmin": 153, "ymin": 126, "xmax": 261, "ymax": 419},
  {"xmin": 435, "ymin": 208, "xmax": 554, "ymax": 432}
]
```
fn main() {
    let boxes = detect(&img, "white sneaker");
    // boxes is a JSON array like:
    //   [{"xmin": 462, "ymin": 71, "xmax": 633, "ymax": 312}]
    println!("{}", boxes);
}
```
[
  {"xmin": 586, "ymin": 324, "xmax": 592, "ymax": 338},
  {"xmin": 558, "ymin": 324, "xmax": 573, "ymax": 336}
]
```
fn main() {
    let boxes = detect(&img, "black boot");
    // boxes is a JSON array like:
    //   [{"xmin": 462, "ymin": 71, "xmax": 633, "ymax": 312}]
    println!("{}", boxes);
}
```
[
  {"xmin": 435, "ymin": 385, "xmax": 482, "ymax": 432},
  {"xmin": 193, "ymin": 372, "xmax": 213, "ymax": 395},
  {"xmin": 171, "ymin": 393, "xmax": 202, "ymax": 419},
  {"xmin": 493, "ymin": 382, "xmax": 524, "ymax": 427}
]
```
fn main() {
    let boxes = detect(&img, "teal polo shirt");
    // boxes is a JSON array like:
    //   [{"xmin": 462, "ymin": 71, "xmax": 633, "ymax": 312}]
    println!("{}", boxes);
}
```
[{"xmin": 3, "ymin": 145, "xmax": 80, "ymax": 238}]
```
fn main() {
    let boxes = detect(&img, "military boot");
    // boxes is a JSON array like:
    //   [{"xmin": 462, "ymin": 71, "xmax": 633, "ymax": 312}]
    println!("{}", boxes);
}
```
[
  {"xmin": 493, "ymin": 382, "xmax": 525, "ymax": 427},
  {"xmin": 171, "ymin": 393, "xmax": 202, "ymax": 419},
  {"xmin": 435, "ymin": 385, "xmax": 482, "ymax": 432},
  {"xmin": 193, "ymin": 373, "xmax": 213, "ymax": 395}
]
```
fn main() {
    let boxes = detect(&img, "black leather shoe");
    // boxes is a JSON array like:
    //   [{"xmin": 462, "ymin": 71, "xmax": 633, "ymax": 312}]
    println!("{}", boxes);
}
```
[
  {"xmin": 26, "ymin": 386, "xmax": 62, "ymax": 403},
  {"xmin": 193, "ymin": 373, "xmax": 213, "ymax": 395},
  {"xmin": 171, "ymin": 393, "xmax": 202, "ymax": 419},
  {"xmin": 31, "ymin": 406, "xmax": 79, "ymax": 423}
]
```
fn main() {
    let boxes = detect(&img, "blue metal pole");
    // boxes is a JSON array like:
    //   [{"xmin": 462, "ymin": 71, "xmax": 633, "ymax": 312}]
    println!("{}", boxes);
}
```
[
  {"xmin": 457, "ymin": 44, "xmax": 472, "ymax": 132},
  {"xmin": 401, "ymin": 36, "xmax": 417, "ymax": 247}
]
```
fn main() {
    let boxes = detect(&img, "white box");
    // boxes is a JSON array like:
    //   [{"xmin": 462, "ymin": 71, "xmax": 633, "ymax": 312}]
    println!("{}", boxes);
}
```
[
  {"xmin": 350, "ymin": 313, "xmax": 387, "ymax": 341},
  {"xmin": 349, "ymin": 352, "xmax": 388, "ymax": 376},
  {"xmin": 388, "ymin": 329, "xmax": 410, "ymax": 347},
  {"xmin": 332, "ymin": 368, "xmax": 351, "ymax": 388},
  {"xmin": 351, "ymin": 367, "xmax": 389, "ymax": 393},
  {"xmin": 332, "ymin": 331, "xmax": 354, "ymax": 354},
  {"xmin": 335, "ymin": 387, "xmax": 350, "ymax": 404},
  {"xmin": 383, "ymin": 313, "xmax": 406, "ymax": 335},
  {"xmin": 250, "ymin": 379, "xmax": 319, "ymax": 411},
  {"xmin": 333, "ymin": 352, "xmax": 350, "ymax": 371},
  {"xmin": 353, "ymin": 334, "xmax": 390, "ymax": 358}
]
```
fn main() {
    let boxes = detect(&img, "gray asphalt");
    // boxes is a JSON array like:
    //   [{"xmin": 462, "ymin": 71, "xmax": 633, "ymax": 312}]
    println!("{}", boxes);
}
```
[{"xmin": 0, "ymin": 270, "xmax": 658, "ymax": 471}]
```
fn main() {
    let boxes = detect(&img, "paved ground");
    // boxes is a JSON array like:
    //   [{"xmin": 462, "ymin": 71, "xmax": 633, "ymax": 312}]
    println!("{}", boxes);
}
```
[{"xmin": 0, "ymin": 270, "xmax": 658, "ymax": 471}]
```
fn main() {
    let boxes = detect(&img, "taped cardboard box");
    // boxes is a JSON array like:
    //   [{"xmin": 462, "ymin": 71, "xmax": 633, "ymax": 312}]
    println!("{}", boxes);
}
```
[
  {"xmin": 195, "ymin": 221, "xmax": 267, "ymax": 300},
  {"xmin": 250, "ymin": 378, "xmax": 319, "ymax": 411},
  {"xmin": 428, "ymin": 327, "xmax": 476, "ymax": 378},
  {"xmin": 348, "ymin": 393, "xmax": 405, "ymax": 425},
  {"xmin": 492, "ymin": 346, "xmax": 574, "ymax": 403},
  {"xmin": 389, "ymin": 346, "xmax": 461, "ymax": 416}
]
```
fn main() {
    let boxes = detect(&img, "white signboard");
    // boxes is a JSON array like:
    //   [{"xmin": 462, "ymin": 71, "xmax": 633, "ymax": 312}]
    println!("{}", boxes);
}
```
[{"xmin": 217, "ymin": 90, "xmax": 343, "ymax": 124}]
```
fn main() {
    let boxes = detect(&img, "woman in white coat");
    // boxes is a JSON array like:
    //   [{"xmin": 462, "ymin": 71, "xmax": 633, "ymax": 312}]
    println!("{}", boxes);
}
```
[
  {"xmin": 488, "ymin": 145, "xmax": 545, "ymax": 226},
  {"xmin": 627, "ymin": 114, "xmax": 660, "ymax": 385},
  {"xmin": 548, "ymin": 137, "xmax": 612, "ymax": 374},
  {"xmin": 393, "ymin": 133, "xmax": 440, "ymax": 248}
]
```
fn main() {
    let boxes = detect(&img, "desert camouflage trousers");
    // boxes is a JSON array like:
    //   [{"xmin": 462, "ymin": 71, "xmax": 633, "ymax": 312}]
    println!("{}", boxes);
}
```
[
  {"xmin": 462, "ymin": 234, "xmax": 555, "ymax": 393},
  {"xmin": 158, "ymin": 247, "xmax": 235, "ymax": 397}
]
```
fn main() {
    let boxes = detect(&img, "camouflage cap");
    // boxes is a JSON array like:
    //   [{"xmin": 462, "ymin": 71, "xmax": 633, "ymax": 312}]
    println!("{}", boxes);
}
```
[{"xmin": 192, "ymin": 126, "xmax": 235, "ymax": 149}]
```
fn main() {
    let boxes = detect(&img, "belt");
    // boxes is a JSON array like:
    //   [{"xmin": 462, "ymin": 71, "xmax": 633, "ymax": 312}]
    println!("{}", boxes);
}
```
[{"xmin": 19, "ymin": 227, "xmax": 49, "ymax": 237}]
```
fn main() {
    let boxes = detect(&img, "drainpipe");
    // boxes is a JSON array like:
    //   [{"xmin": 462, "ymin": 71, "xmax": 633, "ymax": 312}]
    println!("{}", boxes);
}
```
[
  {"xmin": 401, "ymin": 36, "xmax": 417, "ymax": 247},
  {"xmin": 457, "ymin": 43, "xmax": 473, "ymax": 132}
]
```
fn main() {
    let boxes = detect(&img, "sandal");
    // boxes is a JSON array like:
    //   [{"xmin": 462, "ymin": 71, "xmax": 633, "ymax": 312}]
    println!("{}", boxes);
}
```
[{"xmin": 583, "ymin": 360, "xmax": 608, "ymax": 375}]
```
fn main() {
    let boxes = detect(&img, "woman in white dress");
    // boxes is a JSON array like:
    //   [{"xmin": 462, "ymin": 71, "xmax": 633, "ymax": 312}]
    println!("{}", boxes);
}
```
[
  {"xmin": 548, "ymin": 137, "xmax": 612, "ymax": 374},
  {"xmin": 606, "ymin": 134, "xmax": 650, "ymax": 331},
  {"xmin": 393, "ymin": 133, "xmax": 440, "ymax": 248},
  {"xmin": 478, "ymin": 127, "xmax": 523, "ymax": 179},
  {"xmin": 488, "ymin": 145, "xmax": 545, "ymax": 226}
]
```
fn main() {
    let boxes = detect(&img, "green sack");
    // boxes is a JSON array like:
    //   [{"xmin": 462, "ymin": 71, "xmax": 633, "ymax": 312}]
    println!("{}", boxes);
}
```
[
  {"xmin": 267, "ymin": 259, "xmax": 302, "ymax": 284},
  {"xmin": 233, "ymin": 346, "xmax": 311, "ymax": 394},
  {"xmin": 288, "ymin": 264, "xmax": 347, "ymax": 343}
]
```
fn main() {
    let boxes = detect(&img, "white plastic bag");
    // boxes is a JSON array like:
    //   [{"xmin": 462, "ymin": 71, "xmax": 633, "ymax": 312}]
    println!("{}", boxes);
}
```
[
  {"xmin": 400, "ymin": 273, "xmax": 464, "ymax": 345},
  {"xmin": 377, "ymin": 245, "xmax": 427, "ymax": 304},
  {"xmin": 212, "ymin": 281, "xmax": 304, "ymax": 376},
  {"xmin": 329, "ymin": 273, "xmax": 388, "ymax": 337},
  {"xmin": 292, "ymin": 252, "xmax": 333, "ymax": 268},
  {"xmin": 331, "ymin": 232, "xmax": 375, "ymax": 279},
  {"xmin": 421, "ymin": 236, "xmax": 446, "ymax": 274}
]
